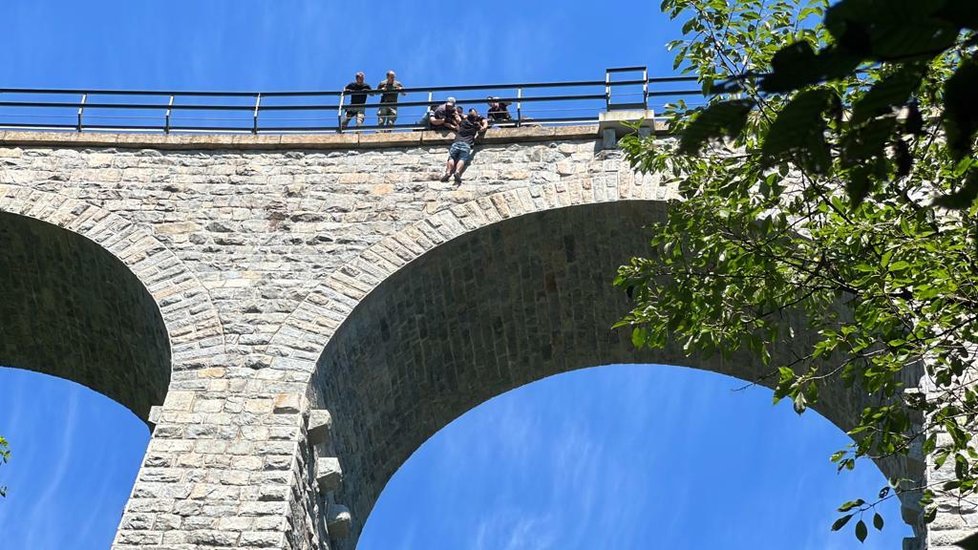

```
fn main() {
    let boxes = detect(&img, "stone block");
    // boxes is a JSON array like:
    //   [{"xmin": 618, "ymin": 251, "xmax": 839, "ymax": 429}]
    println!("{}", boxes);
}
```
[
  {"xmin": 316, "ymin": 457, "xmax": 343, "ymax": 492},
  {"xmin": 272, "ymin": 392, "xmax": 303, "ymax": 414},
  {"xmin": 598, "ymin": 109, "xmax": 655, "ymax": 142},
  {"xmin": 325, "ymin": 504, "xmax": 352, "ymax": 540},
  {"xmin": 147, "ymin": 405, "xmax": 163, "ymax": 428},
  {"xmin": 307, "ymin": 409, "xmax": 333, "ymax": 445}
]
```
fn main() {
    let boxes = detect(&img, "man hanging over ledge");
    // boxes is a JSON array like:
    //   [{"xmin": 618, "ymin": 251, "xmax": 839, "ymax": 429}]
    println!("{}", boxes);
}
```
[{"xmin": 440, "ymin": 108, "xmax": 488, "ymax": 185}]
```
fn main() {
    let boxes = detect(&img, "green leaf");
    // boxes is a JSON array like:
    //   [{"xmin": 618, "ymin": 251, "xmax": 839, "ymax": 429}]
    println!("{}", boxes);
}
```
[
  {"xmin": 825, "ymin": 0, "xmax": 959, "ymax": 61},
  {"xmin": 762, "ymin": 88, "xmax": 838, "ymax": 173},
  {"xmin": 838, "ymin": 499, "xmax": 866, "ymax": 512},
  {"xmin": 762, "ymin": 41, "xmax": 819, "ymax": 92},
  {"xmin": 934, "ymin": 170, "xmax": 978, "ymax": 209},
  {"xmin": 631, "ymin": 326, "xmax": 648, "ymax": 348},
  {"xmin": 842, "ymin": 117, "xmax": 897, "ymax": 168},
  {"xmin": 855, "ymin": 519, "xmax": 868, "ymax": 542},
  {"xmin": 845, "ymin": 167, "xmax": 873, "ymax": 207},
  {"xmin": 793, "ymin": 392, "xmax": 808, "ymax": 414},
  {"xmin": 850, "ymin": 64, "xmax": 926, "ymax": 126},
  {"xmin": 944, "ymin": 56, "xmax": 978, "ymax": 161},
  {"xmin": 678, "ymin": 99, "xmax": 755, "ymax": 155},
  {"xmin": 873, "ymin": 512, "xmax": 884, "ymax": 530},
  {"xmin": 832, "ymin": 513, "xmax": 854, "ymax": 531},
  {"xmin": 762, "ymin": 44, "xmax": 861, "ymax": 93}
]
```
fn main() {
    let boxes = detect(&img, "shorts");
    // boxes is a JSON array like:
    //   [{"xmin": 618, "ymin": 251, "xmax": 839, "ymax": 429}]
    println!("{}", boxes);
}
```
[
  {"xmin": 377, "ymin": 106, "xmax": 398, "ymax": 125},
  {"xmin": 449, "ymin": 142, "xmax": 473, "ymax": 162},
  {"xmin": 343, "ymin": 107, "xmax": 366, "ymax": 122}
]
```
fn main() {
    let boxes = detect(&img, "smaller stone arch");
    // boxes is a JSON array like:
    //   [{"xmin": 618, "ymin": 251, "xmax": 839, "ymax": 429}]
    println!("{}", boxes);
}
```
[{"xmin": 0, "ymin": 184, "xmax": 226, "ymax": 418}]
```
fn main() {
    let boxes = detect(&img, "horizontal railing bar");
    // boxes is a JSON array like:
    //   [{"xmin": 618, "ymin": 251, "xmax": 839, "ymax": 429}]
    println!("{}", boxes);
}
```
[
  {"xmin": 0, "ymin": 90, "xmax": 702, "ymax": 115},
  {"xmin": 258, "ymin": 94, "xmax": 610, "ymax": 111},
  {"xmin": 647, "ymin": 89, "xmax": 703, "ymax": 97},
  {"xmin": 0, "ymin": 78, "xmax": 655, "ymax": 99},
  {"xmin": 0, "ymin": 122, "xmax": 80, "ymax": 129},
  {"xmin": 0, "ymin": 92, "xmax": 630, "ymax": 113},
  {"xmin": 0, "ymin": 100, "xmax": 250, "ymax": 111},
  {"xmin": 0, "ymin": 88, "xmax": 262, "ymax": 97}
]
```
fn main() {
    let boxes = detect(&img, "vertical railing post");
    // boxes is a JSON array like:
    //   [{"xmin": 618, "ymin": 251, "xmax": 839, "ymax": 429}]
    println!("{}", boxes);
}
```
[
  {"xmin": 77, "ymin": 93, "xmax": 88, "ymax": 132},
  {"xmin": 253, "ymin": 93, "xmax": 262, "ymax": 134},
  {"xmin": 164, "ymin": 95, "xmax": 174, "ymax": 134},
  {"xmin": 516, "ymin": 88, "xmax": 523, "ymax": 128},
  {"xmin": 605, "ymin": 69, "xmax": 612, "ymax": 112},
  {"xmin": 642, "ymin": 66, "xmax": 649, "ymax": 110},
  {"xmin": 337, "ymin": 91, "xmax": 345, "ymax": 133}
]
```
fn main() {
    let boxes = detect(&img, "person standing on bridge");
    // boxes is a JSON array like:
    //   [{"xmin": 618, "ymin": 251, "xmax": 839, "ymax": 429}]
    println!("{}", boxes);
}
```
[
  {"xmin": 441, "ymin": 108, "xmax": 488, "ymax": 185},
  {"xmin": 341, "ymin": 72, "xmax": 372, "ymax": 130},
  {"xmin": 376, "ymin": 70, "xmax": 406, "ymax": 130}
]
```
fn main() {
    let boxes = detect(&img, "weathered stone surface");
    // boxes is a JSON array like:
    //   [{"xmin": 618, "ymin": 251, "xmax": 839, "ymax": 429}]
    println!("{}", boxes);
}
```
[
  {"xmin": 306, "ymin": 409, "xmax": 333, "ymax": 446},
  {"xmin": 315, "ymin": 457, "xmax": 343, "ymax": 493},
  {"xmin": 325, "ymin": 504, "xmax": 352, "ymax": 540}
]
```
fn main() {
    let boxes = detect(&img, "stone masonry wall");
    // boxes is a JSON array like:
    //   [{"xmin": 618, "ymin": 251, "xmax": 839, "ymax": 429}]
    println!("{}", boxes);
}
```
[
  {"xmin": 0, "ymin": 126, "xmax": 943, "ymax": 549},
  {"xmin": 0, "ymin": 127, "xmax": 675, "ymax": 549}
]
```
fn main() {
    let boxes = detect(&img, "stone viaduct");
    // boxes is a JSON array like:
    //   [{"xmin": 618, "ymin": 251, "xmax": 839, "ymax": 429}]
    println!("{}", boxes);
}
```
[{"xmin": 0, "ymin": 124, "xmax": 957, "ymax": 549}]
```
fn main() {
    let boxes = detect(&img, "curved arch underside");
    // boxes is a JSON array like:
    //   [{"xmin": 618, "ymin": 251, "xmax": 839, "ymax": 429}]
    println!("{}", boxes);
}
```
[
  {"xmin": 312, "ymin": 200, "xmax": 914, "ymax": 542},
  {"xmin": 0, "ymin": 212, "xmax": 170, "ymax": 420}
]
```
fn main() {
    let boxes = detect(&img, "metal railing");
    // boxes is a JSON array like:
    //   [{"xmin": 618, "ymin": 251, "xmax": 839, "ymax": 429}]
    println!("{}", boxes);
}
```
[{"xmin": 0, "ymin": 67, "xmax": 703, "ymax": 135}]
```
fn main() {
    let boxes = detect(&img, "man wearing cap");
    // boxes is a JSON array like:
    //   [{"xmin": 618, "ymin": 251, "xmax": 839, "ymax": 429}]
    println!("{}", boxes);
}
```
[
  {"xmin": 341, "ymin": 72, "xmax": 372, "ymax": 130},
  {"xmin": 441, "ymin": 108, "xmax": 489, "ymax": 185},
  {"xmin": 376, "ymin": 70, "xmax": 406, "ymax": 130},
  {"xmin": 428, "ymin": 97, "xmax": 460, "ymax": 131}
]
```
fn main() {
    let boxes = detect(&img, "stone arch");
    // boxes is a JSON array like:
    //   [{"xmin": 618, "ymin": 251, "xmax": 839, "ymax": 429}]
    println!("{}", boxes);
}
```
[
  {"xmin": 0, "ymin": 184, "xmax": 226, "ymax": 419},
  {"xmin": 266, "ymin": 172, "xmax": 667, "ymax": 365},
  {"xmin": 268, "ymin": 176, "xmax": 922, "ymax": 546}
]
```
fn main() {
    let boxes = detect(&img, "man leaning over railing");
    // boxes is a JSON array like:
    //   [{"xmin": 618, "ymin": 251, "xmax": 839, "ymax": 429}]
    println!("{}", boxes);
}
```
[
  {"xmin": 427, "ymin": 97, "xmax": 459, "ymax": 131},
  {"xmin": 341, "ymin": 72, "xmax": 372, "ymax": 129},
  {"xmin": 486, "ymin": 96, "xmax": 513, "ymax": 124},
  {"xmin": 376, "ymin": 70, "xmax": 405, "ymax": 131}
]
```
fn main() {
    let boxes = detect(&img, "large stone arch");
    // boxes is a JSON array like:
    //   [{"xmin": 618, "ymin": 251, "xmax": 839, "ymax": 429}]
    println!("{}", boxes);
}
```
[
  {"xmin": 267, "ymin": 177, "xmax": 923, "ymax": 547},
  {"xmin": 0, "ymin": 184, "xmax": 226, "ymax": 419}
]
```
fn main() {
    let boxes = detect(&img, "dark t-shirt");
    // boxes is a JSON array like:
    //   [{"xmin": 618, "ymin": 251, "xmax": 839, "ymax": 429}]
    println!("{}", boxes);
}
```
[
  {"xmin": 433, "ymin": 104, "xmax": 454, "ymax": 120},
  {"xmin": 344, "ymin": 82, "xmax": 372, "ymax": 106},
  {"xmin": 454, "ymin": 118, "xmax": 483, "ymax": 146},
  {"xmin": 488, "ymin": 105, "xmax": 512, "ymax": 121}
]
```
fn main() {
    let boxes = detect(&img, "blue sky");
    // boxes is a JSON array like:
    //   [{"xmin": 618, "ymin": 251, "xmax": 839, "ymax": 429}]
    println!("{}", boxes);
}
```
[{"xmin": 0, "ymin": 1, "xmax": 911, "ymax": 548}]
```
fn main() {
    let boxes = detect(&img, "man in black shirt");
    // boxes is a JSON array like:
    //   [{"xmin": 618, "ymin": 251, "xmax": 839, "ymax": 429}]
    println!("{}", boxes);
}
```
[
  {"xmin": 341, "ymin": 72, "xmax": 372, "ymax": 129},
  {"xmin": 441, "ymin": 109, "xmax": 489, "ymax": 185},
  {"xmin": 487, "ymin": 97, "xmax": 513, "ymax": 124}
]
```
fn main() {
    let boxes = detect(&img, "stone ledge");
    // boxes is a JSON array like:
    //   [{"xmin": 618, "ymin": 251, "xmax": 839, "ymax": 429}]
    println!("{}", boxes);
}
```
[{"xmin": 0, "ymin": 125, "xmax": 606, "ymax": 151}]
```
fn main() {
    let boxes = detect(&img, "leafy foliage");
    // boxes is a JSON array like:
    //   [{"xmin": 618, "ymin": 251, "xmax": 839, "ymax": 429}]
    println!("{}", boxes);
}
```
[
  {"xmin": 617, "ymin": 0, "xmax": 978, "ymax": 544},
  {"xmin": 0, "ymin": 435, "xmax": 8, "ymax": 498}
]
